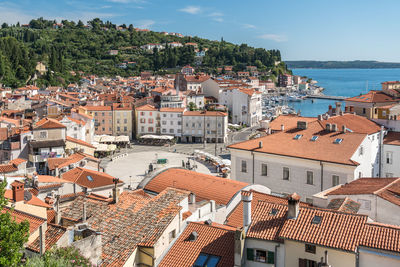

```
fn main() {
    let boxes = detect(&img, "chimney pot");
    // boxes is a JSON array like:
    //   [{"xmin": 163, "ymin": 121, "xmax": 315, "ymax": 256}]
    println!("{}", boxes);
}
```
[
  {"xmin": 342, "ymin": 125, "xmax": 346, "ymax": 133},
  {"xmin": 39, "ymin": 224, "xmax": 45, "ymax": 255},
  {"xmin": 281, "ymin": 124, "xmax": 284, "ymax": 131},
  {"xmin": 258, "ymin": 141, "xmax": 263, "ymax": 148},
  {"xmin": 82, "ymin": 201, "xmax": 87, "ymax": 222},
  {"xmin": 318, "ymin": 114, "xmax": 323, "ymax": 121},
  {"xmin": 241, "ymin": 191, "xmax": 253, "ymax": 228},
  {"xmin": 11, "ymin": 181, "xmax": 24, "ymax": 202},
  {"xmin": 189, "ymin": 193, "xmax": 196, "ymax": 204}
]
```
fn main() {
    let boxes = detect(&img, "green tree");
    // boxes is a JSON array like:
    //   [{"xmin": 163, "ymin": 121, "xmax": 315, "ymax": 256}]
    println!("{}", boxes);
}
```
[
  {"xmin": 0, "ymin": 179, "xmax": 30, "ymax": 266},
  {"xmin": 188, "ymin": 102, "xmax": 197, "ymax": 111}
]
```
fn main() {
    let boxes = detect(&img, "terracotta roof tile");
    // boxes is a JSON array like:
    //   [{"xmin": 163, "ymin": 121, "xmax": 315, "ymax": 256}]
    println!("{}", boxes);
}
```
[
  {"xmin": 61, "ymin": 167, "xmax": 121, "ymax": 189},
  {"xmin": 34, "ymin": 118, "xmax": 66, "ymax": 129},
  {"xmin": 346, "ymin": 91, "xmax": 396, "ymax": 103},
  {"xmin": 326, "ymin": 178, "xmax": 398, "ymax": 195},
  {"xmin": 384, "ymin": 131, "xmax": 400, "ymax": 146},
  {"xmin": 144, "ymin": 168, "xmax": 248, "ymax": 205},
  {"xmin": 326, "ymin": 197, "xmax": 361, "ymax": 213},
  {"xmin": 360, "ymin": 222, "xmax": 400, "ymax": 252},
  {"xmin": 229, "ymin": 120, "xmax": 366, "ymax": 166},
  {"xmin": 136, "ymin": 104, "xmax": 157, "ymax": 111},
  {"xmin": 2, "ymin": 207, "xmax": 45, "ymax": 234},
  {"xmin": 27, "ymin": 224, "xmax": 67, "ymax": 253},
  {"xmin": 226, "ymin": 190, "xmax": 310, "ymax": 228},
  {"xmin": 66, "ymin": 136, "xmax": 96, "ymax": 148},
  {"xmin": 159, "ymin": 222, "xmax": 235, "ymax": 267},
  {"xmin": 269, "ymin": 115, "xmax": 317, "ymax": 132}
]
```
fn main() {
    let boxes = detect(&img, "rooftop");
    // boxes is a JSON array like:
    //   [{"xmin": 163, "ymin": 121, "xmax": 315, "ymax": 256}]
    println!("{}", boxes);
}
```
[{"xmin": 143, "ymin": 168, "xmax": 248, "ymax": 205}]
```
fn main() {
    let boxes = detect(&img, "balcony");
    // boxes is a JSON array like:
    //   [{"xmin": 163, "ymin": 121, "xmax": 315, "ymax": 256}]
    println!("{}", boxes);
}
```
[{"xmin": 29, "ymin": 152, "xmax": 61, "ymax": 163}]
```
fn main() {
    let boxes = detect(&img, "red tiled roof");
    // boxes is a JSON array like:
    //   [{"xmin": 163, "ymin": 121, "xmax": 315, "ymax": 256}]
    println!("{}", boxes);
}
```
[
  {"xmin": 66, "ymin": 136, "xmax": 96, "ymax": 148},
  {"xmin": 319, "ymin": 114, "xmax": 381, "ymax": 134},
  {"xmin": 326, "ymin": 197, "xmax": 361, "ymax": 213},
  {"xmin": 8, "ymin": 158, "xmax": 27, "ymax": 166},
  {"xmin": 27, "ymin": 224, "xmax": 67, "ymax": 253},
  {"xmin": 61, "ymin": 167, "xmax": 121, "ymax": 189},
  {"xmin": 226, "ymin": 190, "xmax": 310, "ymax": 228},
  {"xmin": 0, "ymin": 163, "xmax": 18, "ymax": 173},
  {"xmin": 159, "ymin": 222, "xmax": 235, "ymax": 267},
  {"xmin": 360, "ymin": 222, "xmax": 400, "ymax": 252},
  {"xmin": 229, "ymin": 120, "xmax": 365, "ymax": 166},
  {"xmin": 35, "ymin": 118, "xmax": 66, "ymax": 129},
  {"xmin": 279, "ymin": 205, "xmax": 368, "ymax": 251},
  {"xmin": 2, "ymin": 207, "xmax": 45, "ymax": 234},
  {"xmin": 136, "ymin": 104, "xmax": 157, "ymax": 111},
  {"xmin": 82, "ymin": 105, "xmax": 112, "ymax": 111},
  {"xmin": 346, "ymin": 91, "xmax": 396, "ymax": 103},
  {"xmin": 326, "ymin": 178, "xmax": 398, "ymax": 195},
  {"xmin": 144, "ymin": 168, "xmax": 248, "ymax": 205},
  {"xmin": 384, "ymin": 131, "xmax": 400, "ymax": 146}
]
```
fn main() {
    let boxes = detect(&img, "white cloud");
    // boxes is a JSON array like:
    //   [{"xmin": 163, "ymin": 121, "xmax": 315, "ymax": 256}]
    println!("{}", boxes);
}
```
[
  {"xmin": 209, "ymin": 12, "xmax": 223, "ymax": 17},
  {"xmin": 136, "ymin": 19, "xmax": 155, "ymax": 28},
  {"xmin": 258, "ymin": 34, "xmax": 287, "ymax": 42},
  {"xmin": 242, "ymin": 23, "xmax": 256, "ymax": 29},
  {"xmin": 213, "ymin": 17, "xmax": 223, "ymax": 22},
  {"xmin": 179, "ymin": 6, "xmax": 201, "ymax": 15}
]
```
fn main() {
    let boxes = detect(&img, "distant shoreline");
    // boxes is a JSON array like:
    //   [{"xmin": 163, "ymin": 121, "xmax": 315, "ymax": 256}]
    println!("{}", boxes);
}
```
[{"xmin": 286, "ymin": 60, "xmax": 400, "ymax": 69}]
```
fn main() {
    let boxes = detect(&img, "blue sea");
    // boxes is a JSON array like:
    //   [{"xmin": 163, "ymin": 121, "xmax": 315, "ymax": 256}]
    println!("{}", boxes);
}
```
[{"xmin": 288, "ymin": 68, "xmax": 400, "ymax": 117}]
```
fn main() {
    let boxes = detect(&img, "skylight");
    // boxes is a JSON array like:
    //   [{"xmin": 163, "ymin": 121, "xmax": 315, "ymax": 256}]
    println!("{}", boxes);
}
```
[
  {"xmin": 270, "ymin": 208, "xmax": 279, "ymax": 216},
  {"xmin": 86, "ymin": 175, "xmax": 94, "ymax": 182},
  {"xmin": 193, "ymin": 253, "xmax": 221, "ymax": 267},
  {"xmin": 294, "ymin": 134, "xmax": 303, "ymax": 140},
  {"xmin": 311, "ymin": 215, "xmax": 322, "ymax": 224},
  {"xmin": 310, "ymin": 136, "xmax": 318, "ymax": 141},
  {"xmin": 333, "ymin": 138, "xmax": 343, "ymax": 144}
]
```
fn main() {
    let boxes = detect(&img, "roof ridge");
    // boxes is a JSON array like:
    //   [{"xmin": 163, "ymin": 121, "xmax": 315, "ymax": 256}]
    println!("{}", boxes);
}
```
[
  {"xmin": 190, "ymin": 221, "xmax": 236, "ymax": 232},
  {"xmin": 373, "ymin": 177, "xmax": 400, "ymax": 195}
]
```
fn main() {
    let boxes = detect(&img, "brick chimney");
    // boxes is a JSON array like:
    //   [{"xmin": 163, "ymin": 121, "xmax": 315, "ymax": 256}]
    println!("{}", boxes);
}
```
[
  {"xmin": 287, "ymin": 193, "xmax": 300, "ymax": 219},
  {"xmin": 11, "ymin": 181, "xmax": 24, "ymax": 202}
]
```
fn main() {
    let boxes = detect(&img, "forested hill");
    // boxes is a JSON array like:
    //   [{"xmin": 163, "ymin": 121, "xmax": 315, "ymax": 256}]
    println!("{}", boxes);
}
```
[
  {"xmin": 286, "ymin": 60, "xmax": 400, "ymax": 69},
  {"xmin": 0, "ymin": 17, "xmax": 287, "ymax": 88}
]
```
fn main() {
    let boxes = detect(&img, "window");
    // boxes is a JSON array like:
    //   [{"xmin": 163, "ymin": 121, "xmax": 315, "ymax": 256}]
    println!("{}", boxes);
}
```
[
  {"xmin": 310, "ymin": 135, "xmax": 318, "ymax": 141},
  {"xmin": 246, "ymin": 248, "xmax": 274, "ymax": 264},
  {"xmin": 299, "ymin": 258, "xmax": 317, "ymax": 267},
  {"xmin": 333, "ymin": 138, "xmax": 343, "ymax": 144},
  {"xmin": 124, "ymin": 126, "xmax": 127, "ymax": 131},
  {"xmin": 168, "ymin": 229, "xmax": 176, "ymax": 243},
  {"xmin": 357, "ymin": 199, "xmax": 371, "ymax": 210},
  {"xmin": 102, "ymin": 112, "xmax": 105, "ymax": 116},
  {"xmin": 162, "ymin": 129, "xmax": 167, "ymax": 133},
  {"xmin": 193, "ymin": 253, "xmax": 220, "ymax": 267},
  {"xmin": 124, "ymin": 119, "xmax": 127, "ymax": 124},
  {"xmin": 305, "ymin": 244, "xmax": 316, "ymax": 254},
  {"xmin": 241, "ymin": 160, "xmax": 247, "ymax": 173},
  {"xmin": 178, "ymin": 121, "xmax": 181, "ymax": 125},
  {"xmin": 270, "ymin": 208, "xmax": 279, "ymax": 215},
  {"xmin": 192, "ymin": 123, "xmax": 195, "ymax": 127},
  {"xmin": 363, "ymin": 108, "xmax": 366, "ymax": 114},
  {"xmin": 283, "ymin": 167, "xmax": 290, "ymax": 180},
  {"xmin": 148, "ymin": 127, "xmax": 153, "ymax": 132},
  {"xmin": 359, "ymin": 146, "xmax": 364, "ymax": 156},
  {"xmin": 332, "ymin": 175, "xmax": 339, "ymax": 186},
  {"xmin": 141, "ymin": 126, "xmax": 144, "ymax": 132},
  {"xmin": 117, "ymin": 119, "xmax": 120, "ymax": 124},
  {"xmin": 169, "ymin": 129, "xmax": 174, "ymax": 133},
  {"xmin": 150, "ymin": 112, "xmax": 152, "ymax": 116},
  {"xmin": 306, "ymin": 198, "xmax": 313, "ymax": 205},
  {"xmin": 306, "ymin": 171, "xmax": 313, "ymax": 185},
  {"xmin": 39, "ymin": 131, "xmax": 47, "ymax": 139},
  {"xmin": 140, "ymin": 118, "xmax": 145, "ymax": 123},
  {"xmin": 261, "ymin": 164, "xmax": 268, "ymax": 176},
  {"xmin": 294, "ymin": 134, "xmax": 303, "ymax": 140},
  {"xmin": 386, "ymin": 152, "xmax": 393, "ymax": 164},
  {"xmin": 170, "ymin": 121, "xmax": 174, "ymax": 125},
  {"xmin": 117, "ymin": 126, "xmax": 120, "ymax": 131},
  {"xmin": 386, "ymin": 173, "xmax": 394, "ymax": 178},
  {"xmin": 163, "ymin": 114, "xmax": 167, "ymax": 117},
  {"xmin": 311, "ymin": 215, "xmax": 322, "ymax": 224},
  {"xmin": 149, "ymin": 119, "xmax": 153, "ymax": 123},
  {"xmin": 162, "ymin": 121, "xmax": 167, "ymax": 125}
]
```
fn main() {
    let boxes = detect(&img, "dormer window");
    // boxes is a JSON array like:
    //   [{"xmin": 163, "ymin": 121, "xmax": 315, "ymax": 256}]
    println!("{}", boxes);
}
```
[
  {"xmin": 294, "ymin": 134, "xmax": 303, "ymax": 140},
  {"xmin": 333, "ymin": 138, "xmax": 343, "ymax": 144},
  {"xmin": 270, "ymin": 208, "xmax": 279, "ymax": 216},
  {"xmin": 311, "ymin": 215, "xmax": 322, "ymax": 224},
  {"xmin": 310, "ymin": 136, "xmax": 318, "ymax": 141}
]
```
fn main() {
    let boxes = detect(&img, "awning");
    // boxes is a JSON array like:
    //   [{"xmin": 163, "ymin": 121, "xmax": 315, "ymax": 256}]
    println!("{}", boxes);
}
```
[
  {"xmin": 115, "ymin": 136, "xmax": 129, "ymax": 142},
  {"xmin": 140, "ymin": 135, "xmax": 174, "ymax": 140},
  {"xmin": 100, "ymin": 136, "xmax": 115, "ymax": 143}
]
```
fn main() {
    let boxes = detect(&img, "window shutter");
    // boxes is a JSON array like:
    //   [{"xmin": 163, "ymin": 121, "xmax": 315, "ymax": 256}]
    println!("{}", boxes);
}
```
[
  {"xmin": 267, "ymin": 251, "xmax": 275, "ymax": 264},
  {"xmin": 246, "ymin": 248, "xmax": 254, "ymax": 261}
]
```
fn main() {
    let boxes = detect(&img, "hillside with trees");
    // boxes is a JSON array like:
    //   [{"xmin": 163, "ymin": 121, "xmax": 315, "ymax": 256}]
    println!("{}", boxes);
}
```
[{"xmin": 0, "ymin": 17, "xmax": 288, "ymax": 87}]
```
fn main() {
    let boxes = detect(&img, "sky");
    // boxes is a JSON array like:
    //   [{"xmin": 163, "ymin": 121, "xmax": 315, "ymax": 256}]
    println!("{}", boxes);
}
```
[{"xmin": 0, "ymin": 0, "xmax": 399, "ymax": 62}]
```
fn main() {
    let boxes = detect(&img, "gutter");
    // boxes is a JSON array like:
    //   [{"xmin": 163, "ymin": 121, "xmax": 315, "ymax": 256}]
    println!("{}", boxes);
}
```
[
  {"xmin": 274, "ymin": 244, "xmax": 280, "ymax": 266},
  {"xmin": 252, "ymin": 151, "xmax": 255, "ymax": 184},
  {"xmin": 320, "ymin": 161, "xmax": 324, "ymax": 192}
]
